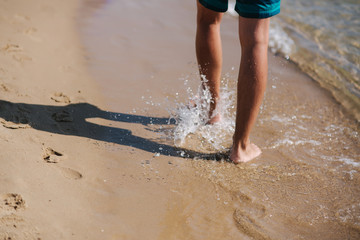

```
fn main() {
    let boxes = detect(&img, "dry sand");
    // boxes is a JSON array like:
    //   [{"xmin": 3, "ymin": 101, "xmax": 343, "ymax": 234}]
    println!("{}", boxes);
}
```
[{"xmin": 0, "ymin": 0, "xmax": 108, "ymax": 238}]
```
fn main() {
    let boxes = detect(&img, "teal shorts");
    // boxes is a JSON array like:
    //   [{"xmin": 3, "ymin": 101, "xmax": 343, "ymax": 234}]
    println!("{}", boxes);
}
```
[{"xmin": 199, "ymin": 0, "xmax": 280, "ymax": 18}]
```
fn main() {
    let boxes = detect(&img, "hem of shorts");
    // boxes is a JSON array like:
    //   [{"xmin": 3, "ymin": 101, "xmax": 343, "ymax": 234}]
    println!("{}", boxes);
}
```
[
  {"xmin": 235, "ymin": 8, "xmax": 280, "ymax": 19},
  {"xmin": 199, "ymin": 0, "xmax": 228, "ymax": 12}
]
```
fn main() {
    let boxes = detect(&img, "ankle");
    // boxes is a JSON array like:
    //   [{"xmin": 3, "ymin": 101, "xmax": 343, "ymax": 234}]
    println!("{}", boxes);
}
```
[
  {"xmin": 233, "ymin": 138, "xmax": 250, "ymax": 150},
  {"xmin": 207, "ymin": 113, "xmax": 221, "ymax": 124}
]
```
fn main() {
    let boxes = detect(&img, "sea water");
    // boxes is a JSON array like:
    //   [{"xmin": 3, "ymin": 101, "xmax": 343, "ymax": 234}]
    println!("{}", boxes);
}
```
[
  {"xmin": 228, "ymin": 0, "xmax": 360, "ymax": 121},
  {"xmin": 272, "ymin": 0, "xmax": 360, "ymax": 121}
]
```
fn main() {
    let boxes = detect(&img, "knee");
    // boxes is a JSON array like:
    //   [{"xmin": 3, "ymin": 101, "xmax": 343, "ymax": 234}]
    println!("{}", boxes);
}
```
[
  {"xmin": 197, "ymin": 3, "xmax": 222, "ymax": 29},
  {"xmin": 197, "ymin": 14, "xmax": 222, "ymax": 28},
  {"xmin": 239, "ymin": 17, "xmax": 270, "ymax": 50},
  {"xmin": 240, "ymin": 33, "xmax": 269, "ymax": 53}
]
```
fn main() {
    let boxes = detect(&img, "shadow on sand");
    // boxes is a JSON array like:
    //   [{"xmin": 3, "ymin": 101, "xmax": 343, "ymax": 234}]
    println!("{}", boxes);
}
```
[{"xmin": 0, "ymin": 100, "xmax": 228, "ymax": 161}]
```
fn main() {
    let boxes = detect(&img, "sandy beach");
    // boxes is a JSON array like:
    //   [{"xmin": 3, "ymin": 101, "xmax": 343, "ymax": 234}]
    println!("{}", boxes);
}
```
[
  {"xmin": 0, "ymin": 0, "xmax": 110, "ymax": 238},
  {"xmin": 1, "ymin": 0, "xmax": 359, "ymax": 239}
]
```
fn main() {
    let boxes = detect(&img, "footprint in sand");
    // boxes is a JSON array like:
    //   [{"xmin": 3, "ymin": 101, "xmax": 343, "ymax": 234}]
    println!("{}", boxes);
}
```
[
  {"xmin": 13, "ymin": 14, "xmax": 31, "ymax": 23},
  {"xmin": 0, "ymin": 194, "xmax": 41, "ymax": 239},
  {"xmin": 0, "ymin": 104, "xmax": 30, "ymax": 129},
  {"xmin": 12, "ymin": 54, "xmax": 32, "ymax": 63},
  {"xmin": 51, "ymin": 110, "xmax": 76, "ymax": 134},
  {"xmin": 0, "ymin": 83, "xmax": 10, "ymax": 92},
  {"xmin": 1, "ymin": 43, "xmax": 32, "ymax": 63},
  {"xmin": 0, "ymin": 193, "xmax": 26, "ymax": 213},
  {"xmin": 232, "ymin": 191, "xmax": 270, "ymax": 239},
  {"xmin": 51, "ymin": 110, "xmax": 73, "ymax": 122},
  {"xmin": 59, "ymin": 167, "xmax": 83, "ymax": 180},
  {"xmin": 0, "ymin": 119, "xmax": 29, "ymax": 129},
  {"xmin": 24, "ymin": 27, "xmax": 42, "ymax": 42},
  {"xmin": 42, "ymin": 147, "xmax": 82, "ymax": 180},
  {"xmin": 42, "ymin": 147, "xmax": 64, "ymax": 163},
  {"xmin": 1, "ymin": 44, "xmax": 23, "ymax": 53},
  {"xmin": 233, "ymin": 209, "xmax": 271, "ymax": 240},
  {"xmin": 0, "ymin": 82, "xmax": 22, "ymax": 97},
  {"xmin": 51, "ymin": 92, "xmax": 71, "ymax": 104},
  {"xmin": 234, "ymin": 191, "xmax": 267, "ymax": 217}
]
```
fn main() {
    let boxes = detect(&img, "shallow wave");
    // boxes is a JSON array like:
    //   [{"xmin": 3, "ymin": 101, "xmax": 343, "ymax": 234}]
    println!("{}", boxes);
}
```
[{"xmin": 227, "ymin": 0, "xmax": 360, "ymax": 121}]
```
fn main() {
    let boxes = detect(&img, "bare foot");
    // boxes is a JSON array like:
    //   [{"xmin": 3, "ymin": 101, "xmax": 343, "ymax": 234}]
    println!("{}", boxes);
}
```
[
  {"xmin": 187, "ymin": 98, "xmax": 198, "ymax": 109},
  {"xmin": 230, "ymin": 142, "xmax": 261, "ymax": 163},
  {"xmin": 187, "ymin": 98, "xmax": 222, "ymax": 125},
  {"xmin": 207, "ymin": 113, "xmax": 222, "ymax": 124}
]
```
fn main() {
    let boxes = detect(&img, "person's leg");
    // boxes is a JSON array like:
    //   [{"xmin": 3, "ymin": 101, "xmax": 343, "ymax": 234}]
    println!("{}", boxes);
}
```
[
  {"xmin": 196, "ymin": 1, "xmax": 224, "ymax": 124},
  {"xmin": 230, "ymin": 16, "xmax": 270, "ymax": 163}
]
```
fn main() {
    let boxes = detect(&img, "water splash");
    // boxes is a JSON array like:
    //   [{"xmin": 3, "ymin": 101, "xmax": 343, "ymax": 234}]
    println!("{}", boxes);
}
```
[
  {"xmin": 269, "ymin": 20, "xmax": 295, "ymax": 59},
  {"xmin": 167, "ymin": 76, "xmax": 236, "ymax": 152}
]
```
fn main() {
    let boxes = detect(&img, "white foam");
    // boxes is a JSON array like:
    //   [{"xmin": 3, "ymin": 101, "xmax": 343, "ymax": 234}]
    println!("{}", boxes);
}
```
[
  {"xmin": 270, "ymin": 115, "xmax": 292, "ymax": 123},
  {"xmin": 269, "ymin": 21, "xmax": 295, "ymax": 59},
  {"xmin": 268, "ymin": 138, "xmax": 322, "ymax": 149},
  {"xmin": 225, "ymin": 3, "xmax": 295, "ymax": 60},
  {"xmin": 168, "ymin": 76, "xmax": 236, "ymax": 151},
  {"xmin": 295, "ymin": 140, "xmax": 321, "ymax": 146},
  {"xmin": 338, "ymin": 157, "xmax": 360, "ymax": 168}
]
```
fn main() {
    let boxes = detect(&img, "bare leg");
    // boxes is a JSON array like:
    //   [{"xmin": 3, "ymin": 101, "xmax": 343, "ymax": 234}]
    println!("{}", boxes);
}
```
[
  {"xmin": 230, "ymin": 16, "xmax": 270, "ymax": 163},
  {"xmin": 195, "ymin": 2, "xmax": 223, "ymax": 124}
]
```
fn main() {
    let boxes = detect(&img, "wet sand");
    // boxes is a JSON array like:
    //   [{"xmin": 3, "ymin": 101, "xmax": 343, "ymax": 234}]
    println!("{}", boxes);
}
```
[{"xmin": 1, "ymin": 0, "xmax": 359, "ymax": 239}]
